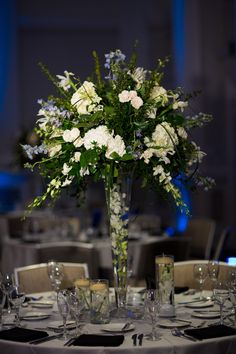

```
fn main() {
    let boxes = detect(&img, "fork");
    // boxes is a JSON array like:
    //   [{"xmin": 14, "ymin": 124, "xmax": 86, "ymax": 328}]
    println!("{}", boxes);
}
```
[{"xmin": 171, "ymin": 328, "xmax": 198, "ymax": 342}]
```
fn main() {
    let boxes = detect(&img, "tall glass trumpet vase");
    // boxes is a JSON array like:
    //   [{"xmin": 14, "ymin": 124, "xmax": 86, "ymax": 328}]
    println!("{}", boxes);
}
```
[{"xmin": 105, "ymin": 164, "xmax": 133, "ymax": 318}]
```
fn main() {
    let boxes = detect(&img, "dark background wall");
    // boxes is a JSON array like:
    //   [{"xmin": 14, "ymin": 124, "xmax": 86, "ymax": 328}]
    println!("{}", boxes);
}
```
[{"xmin": 0, "ymin": 0, "xmax": 236, "ymax": 255}]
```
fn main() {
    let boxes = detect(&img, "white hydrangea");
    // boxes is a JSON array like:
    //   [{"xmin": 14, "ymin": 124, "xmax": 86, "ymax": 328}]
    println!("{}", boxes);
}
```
[
  {"xmin": 83, "ymin": 125, "xmax": 111, "ymax": 150},
  {"xmin": 63, "ymin": 127, "xmax": 81, "ymax": 142},
  {"xmin": 106, "ymin": 135, "xmax": 126, "ymax": 159},
  {"xmin": 71, "ymin": 81, "xmax": 102, "ymax": 115}
]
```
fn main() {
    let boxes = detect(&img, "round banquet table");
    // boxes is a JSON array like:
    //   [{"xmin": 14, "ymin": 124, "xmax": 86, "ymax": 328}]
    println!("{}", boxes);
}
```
[{"xmin": 0, "ymin": 290, "xmax": 236, "ymax": 354}]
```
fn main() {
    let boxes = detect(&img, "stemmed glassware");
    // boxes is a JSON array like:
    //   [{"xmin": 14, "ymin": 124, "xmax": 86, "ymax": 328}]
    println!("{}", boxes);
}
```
[
  {"xmin": 9, "ymin": 284, "xmax": 25, "ymax": 327},
  {"xmin": 193, "ymin": 263, "xmax": 208, "ymax": 300},
  {"xmin": 0, "ymin": 288, "xmax": 6, "ymax": 330},
  {"xmin": 57, "ymin": 290, "xmax": 70, "ymax": 339},
  {"xmin": 67, "ymin": 289, "xmax": 85, "ymax": 335},
  {"xmin": 144, "ymin": 289, "xmax": 160, "ymax": 341},
  {"xmin": 47, "ymin": 261, "xmax": 64, "ymax": 298},
  {"xmin": 208, "ymin": 260, "xmax": 219, "ymax": 298},
  {"xmin": 213, "ymin": 281, "xmax": 229, "ymax": 325},
  {"xmin": 1, "ymin": 273, "xmax": 14, "ymax": 314}
]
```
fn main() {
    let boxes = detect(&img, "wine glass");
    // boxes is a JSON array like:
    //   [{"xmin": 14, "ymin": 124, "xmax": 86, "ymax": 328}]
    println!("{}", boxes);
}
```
[
  {"xmin": 193, "ymin": 263, "xmax": 208, "ymax": 300},
  {"xmin": 47, "ymin": 261, "xmax": 64, "ymax": 297},
  {"xmin": 67, "ymin": 289, "xmax": 85, "ymax": 335},
  {"xmin": 57, "ymin": 290, "xmax": 70, "ymax": 340},
  {"xmin": 144, "ymin": 289, "xmax": 160, "ymax": 341},
  {"xmin": 208, "ymin": 260, "xmax": 219, "ymax": 298},
  {"xmin": 0, "ymin": 288, "xmax": 6, "ymax": 330},
  {"xmin": 1, "ymin": 273, "xmax": 14, "ymax": 314},
  {"xmin": 213, "ymin": 281, "xmax": 229, "ymax": 325},
  {"xmin": 9, "ymin": 284, "xmax": 25, "ymax": 327}
]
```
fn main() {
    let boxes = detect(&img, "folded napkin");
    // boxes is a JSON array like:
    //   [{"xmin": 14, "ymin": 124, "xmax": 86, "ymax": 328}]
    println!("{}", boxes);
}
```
[
  {"xmin": 185, "ymin": 325, "xmax": 236, "ymax": 340},
  {"xmin": 174, "ymin": 286, "xmax": 189, "ymax": 294},
  {"xmin": 71, "ymin": 334, "xmax": 124, "ymax": 347},
  {"xmin": 0, "ymin": 327, "xmax": 48, "ymax": 343}
]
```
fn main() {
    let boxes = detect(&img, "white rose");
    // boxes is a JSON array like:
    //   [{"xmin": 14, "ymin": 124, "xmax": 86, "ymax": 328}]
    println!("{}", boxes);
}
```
[
  {"xmin": 118, "ymin": 90, "xmax": 130, "ymax": 103},
  {"xmin": 131, "ymin": 96, "xmax": 143, "ymax": 109},
  {"xmin": 129, "ymin": 90, "xmax": 138, "ymax": 100}
]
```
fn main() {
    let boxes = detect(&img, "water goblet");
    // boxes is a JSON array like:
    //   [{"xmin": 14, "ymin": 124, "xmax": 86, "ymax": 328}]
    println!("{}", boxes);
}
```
[
  {"xmin": 144, "ymin": 289, "xmax": 160, "ymax": 341},
  {"xmin": 67, "ymin": 289, "xmax": 85, "ymax": 335},
  {"xmin": 0, "ymin": 288, "xmax": 6, "ymax": 330},
  {"xmin": 57, "ymin": 290, "xmax": 70, "ymax": 339},
  {"xmin": 208, "ymin": 260, "xmax": 219, "ymax": 298},
  {"xmin": 47, "ymin": 261, "xmax": 64, "ymax": 297},
  {"xmin": 213, "ymin": 281, "xmax": 229, "ymax": 325},
  {"xmin": 9, "ymin": 285, "xmax": 25, "ymax": 327},
  {"xmin": 1, "ymin": 273, "xmax": 14, "ymax": 314},
  {"xmin": 193, "ymin": 263, "xmax": 208, "ymax": 300}
]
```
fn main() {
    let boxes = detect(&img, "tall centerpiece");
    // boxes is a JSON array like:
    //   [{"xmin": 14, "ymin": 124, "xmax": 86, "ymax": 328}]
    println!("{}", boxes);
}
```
[{"xmin": 22, "ymin": 48, "xmax": 213, "ymax": 312}]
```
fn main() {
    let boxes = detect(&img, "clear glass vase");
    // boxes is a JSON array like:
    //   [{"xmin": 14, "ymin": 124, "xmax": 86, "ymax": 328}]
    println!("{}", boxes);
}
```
[{"xmin": 105, "ymin": 163, "xmax": 133, "ymax": 317}]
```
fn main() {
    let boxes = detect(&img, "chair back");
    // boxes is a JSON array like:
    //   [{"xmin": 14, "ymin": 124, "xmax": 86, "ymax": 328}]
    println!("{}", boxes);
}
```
[
  {"xmin": 182, "ymin": 218, "xmax": 216, "ymax": 259},
  {"xmin": 14, "ymin": 262, "xmax": 89, "ymax": 294},
  {"xmin": 174, "ymin": 260, "xmax": 236, "ymax": 290}
]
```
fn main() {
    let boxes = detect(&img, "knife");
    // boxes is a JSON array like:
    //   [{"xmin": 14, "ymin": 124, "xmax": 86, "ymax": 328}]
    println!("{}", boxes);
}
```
[{"xmin": 29, "ymin": 333, "xmax": 63, "ymax": 344}]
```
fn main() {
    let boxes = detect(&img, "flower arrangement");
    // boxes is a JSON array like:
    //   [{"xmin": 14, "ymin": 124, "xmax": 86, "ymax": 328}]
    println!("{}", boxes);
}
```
[{"xmin": 22, "ymin": 48, "xmax": 213, "ymax": 213}]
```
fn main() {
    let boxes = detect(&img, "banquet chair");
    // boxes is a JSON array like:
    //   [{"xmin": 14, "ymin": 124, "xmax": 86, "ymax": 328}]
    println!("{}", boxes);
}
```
[
  {"xmin": 213, "ymin": 226, "xmax": 231, "ymax": 261},
  {"xmin": 36, "ymin": 242, "xmax": 99, "ymax": 278},
  {"xmin": 14, "ymin": 262, "xmax": 89, "ymax": 294},
  {"xmin": 182, "ymin": 217, "xmax": 216, "ymax": 259},
  {"xmin": 174, "ymin": 260, "xmax": 236, "ymax": 290},
  {"xmin": 135, "ymin": 237, "xmax": 191, "ymax": 282}
]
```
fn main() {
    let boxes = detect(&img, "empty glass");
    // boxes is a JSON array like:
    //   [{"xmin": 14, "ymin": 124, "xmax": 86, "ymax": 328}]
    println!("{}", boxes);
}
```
[
  {"xmin": 193, "ymin": 263, "xmax": 208, "ymax": 299},
  {"xmin": 9, "ymin": 285, "xmax": 25, "ymax": 327},
  {"xmin": 57, "ymin": 290, "xmax": 70, "ymax": 339},
  {"xmin": 144, "ymin": 289, "xmax": 160, "ymax": 341},
  {"xmin": 67, "ymin": 289, "xmax": 85, "ymax": 334},
  {"xmin": 47, "ymin": 261, "xmax": 64, "ymax": 296},
  {"xmin": 1, "ymin": 273, "xmax": 14, "ymax": 314},
  {"xmin": 0, "ymin": 288, "xmax": 6, "ymax": 330},
  {"xmin": 213, "ymin": 281, "xmax": 229, "ymax": 325}
]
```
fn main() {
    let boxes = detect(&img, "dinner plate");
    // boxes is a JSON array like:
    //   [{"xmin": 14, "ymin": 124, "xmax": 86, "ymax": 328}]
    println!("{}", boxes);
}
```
[
  {"xmin": 191, "ymin": 311, "xmax": 220, "ymax": 319},
  {"xmin": 29, "ymin": 300, "xmax": 54, "ymax": 309},
  {"xmin": 47, "ymin": 320, "xmax": 76, "ymax": 330},
  {"xmin": 21, "ymin": 311, "xmax": 50, "ymax": 321},
  {"xmin": 101, "ymin": 323, "xmax": 135, "ymax": 333},
  {"xmin": 185, "ymin": 300, "xmax": 214, "ymax": 309},
  {"xmin": 159, "ymin": 320, "xmax": 189, "ymax": 328}
]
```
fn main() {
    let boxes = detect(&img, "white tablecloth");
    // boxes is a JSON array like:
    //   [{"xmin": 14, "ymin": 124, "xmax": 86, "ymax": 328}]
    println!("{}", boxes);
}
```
[{"xmin": 0, "ymin": 291, "xmax": 236, "ymax": 354}]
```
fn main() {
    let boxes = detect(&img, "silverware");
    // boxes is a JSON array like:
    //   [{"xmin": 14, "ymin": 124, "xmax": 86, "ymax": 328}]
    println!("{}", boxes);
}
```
[
  {"xmin": 29, "ymin": 333, "xmax": 63, "ymax": 344},
  {"xmin": 132, "ymin": 333, "xmax": 137, "ymax": 346},
  {"xmin": 121, "ymin": 322, "xmax": 132, "ymax": 331},
  {"xmin": 171, "ymin": 328, "xmax": 198, "ymax": 342},
  {"xmin": 138, "ymin": 333, "xmax": 144, "ymax": 346},
  {"xmin": 171, "ymin": 318, "xmax": 192, "ymax": 324}
]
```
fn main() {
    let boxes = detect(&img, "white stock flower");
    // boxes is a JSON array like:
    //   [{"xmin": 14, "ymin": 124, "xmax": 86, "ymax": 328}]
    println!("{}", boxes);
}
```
[
  {"xmin": 62, "ymin": 163, "xmax": 72, "ymax": 175},
  {"xmin": 56, "ymin": 71, "xmax": 74, "ymax": 91},
  {"xmin": 73, "ymin": 152, "xmax": 81, "ymax": 162},
  {"xmin": 106, "ymin": 135, "xmax": 126, "ymax": 159},
  {"xmin": 173, "ymin": 100, "xmax": 188, "ymax": 112},
  {"xmin": 83, "ymin": 125, "xmax": 111, "ymax": 150},
  {"xmin": 178, "ymin": 127, "xmax": 188, "ymax": 139},
  {"xmin": 71, "ymin": 81, "xmax": 102, "ymax": 115},
  {"xmin": 62, "ymin": 177, "xmax": 73, "ymax": 187},
  {"xmin": 63, "ymin": 127, "xmax": 80, "ymax": 142},
  {"xmin": 80, "ymin": 167, "xmax": 89, "ymax": 176}
]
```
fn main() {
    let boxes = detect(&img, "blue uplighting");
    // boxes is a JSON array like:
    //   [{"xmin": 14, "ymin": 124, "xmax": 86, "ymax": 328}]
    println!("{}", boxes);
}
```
[
  {"xmin": 173, "ymin": 174, "xmax": 191, "ymax": 234},
  {"xmin": 227, "ymin": 257, "xmax": 236, "ymax": 266},
  {"xmin": 172, "ymin": 0, "xmax": 186, "ymax": 85}
]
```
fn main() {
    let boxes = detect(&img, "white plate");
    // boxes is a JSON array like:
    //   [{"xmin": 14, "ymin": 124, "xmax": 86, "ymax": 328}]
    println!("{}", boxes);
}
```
[
  {"xmin": 159, "ymin": 320, "xmax": 189, "ymax": 328},
  {"xmin": 47, "ymin": 320, "xmax": 76, "ymax": 330},
  {"xmin": 185, "ymin": 300, "xmax": 214, "ymax": 309},
  {"xmin": 191, "ymin": 311, "xmax": 220, "ymax": 319},
  {"xmin": 29, "ymin": 300, "xmax": 54, "ymax": 309},
  {"xmin": 101, "ymin": 323, "xmax": 135, "ymax": 333},
  {"xmin": 21, "ymin": 312, "xmax": 50, "ymax": 321}
]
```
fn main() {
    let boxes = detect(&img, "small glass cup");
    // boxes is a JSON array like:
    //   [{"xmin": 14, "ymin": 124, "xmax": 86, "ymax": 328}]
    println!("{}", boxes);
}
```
[
  {"xmin": 193, "ymin": 263, "xmax": 208, "ymax": 300},
  {"xmin": 213, "ymin": 281, "xmax": 229, "ymax": 325},
  {"xmin": 144, "ymin": 289, "xmax": 160, "ymax": 341},
  {"xmin": 90, "ymin": 279, "xmax": 110, "ymax": 324}
]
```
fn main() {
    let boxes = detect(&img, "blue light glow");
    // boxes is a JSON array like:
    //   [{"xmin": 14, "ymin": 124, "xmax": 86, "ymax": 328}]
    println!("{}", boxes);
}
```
[
  {"xmin": 172, "ymin": 0, "xmax": 186, "ymax": 85},
  {"xmin": 227, "ymin": 257, "xmax": 236, "ymax": 266}
]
